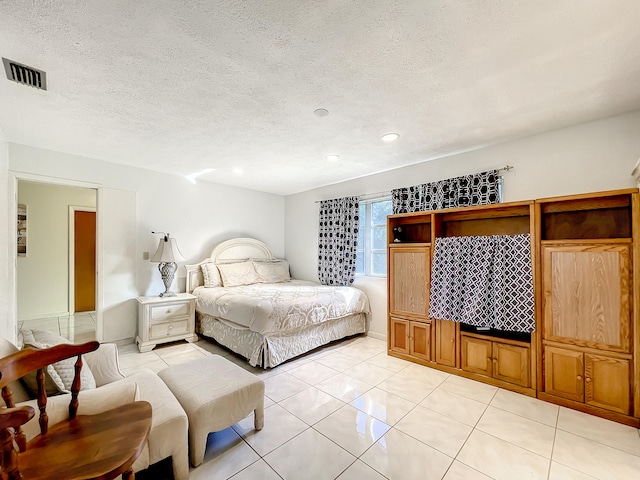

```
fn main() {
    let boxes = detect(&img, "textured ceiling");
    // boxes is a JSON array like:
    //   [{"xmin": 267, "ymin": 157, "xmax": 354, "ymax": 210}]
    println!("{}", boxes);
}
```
[{"xmin": 1, "ymin": 1, "xmax": 640, "ymax": 195}]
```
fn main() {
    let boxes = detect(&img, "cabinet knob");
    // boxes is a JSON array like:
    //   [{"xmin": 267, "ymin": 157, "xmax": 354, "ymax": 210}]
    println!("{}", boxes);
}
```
[
  {"xmin": 585, "ymin": 377, "xmax": 592, "ymax": 383},
  {"xmin": 576, "ymin": 375, "xmax": 583, "ymax": 381},
  {"xmin": 166, "ymin": 308, "xmax": 173, "ymax": 314}
]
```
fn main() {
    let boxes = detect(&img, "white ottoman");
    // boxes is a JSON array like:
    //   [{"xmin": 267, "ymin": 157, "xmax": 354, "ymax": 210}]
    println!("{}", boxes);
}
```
[{"xmin": 158, "ymin": 355, "xmax": 265, "ymax": 467}]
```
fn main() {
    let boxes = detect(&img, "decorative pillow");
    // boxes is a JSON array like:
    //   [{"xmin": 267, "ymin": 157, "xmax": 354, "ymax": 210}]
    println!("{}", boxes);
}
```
[
  {"xmin": 253, "ymin": 259, "xmax": 290, "ymax": 283},
  {"xmin": 20, "ymin": 328, "xmax": 96, "ymax": 396},
  {"xmin": 216, "ymin": 261, "xmax": 261, "ymax": 287},
  {"xmin": 201, "ymin": 262, "xmax": 222, "ymax": 288}
]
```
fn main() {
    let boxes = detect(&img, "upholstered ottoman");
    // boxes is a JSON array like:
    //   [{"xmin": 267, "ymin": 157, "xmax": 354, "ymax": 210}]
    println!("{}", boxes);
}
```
[{"xmin": 158, "ymin": 355, "xmax": 265, "ymax": 467}]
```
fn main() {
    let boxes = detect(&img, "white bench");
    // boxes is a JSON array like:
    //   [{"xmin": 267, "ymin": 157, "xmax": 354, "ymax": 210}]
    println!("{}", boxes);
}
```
[{"xmin": 158, "ymin": 355, "xmax": 265, "ymax": 466}]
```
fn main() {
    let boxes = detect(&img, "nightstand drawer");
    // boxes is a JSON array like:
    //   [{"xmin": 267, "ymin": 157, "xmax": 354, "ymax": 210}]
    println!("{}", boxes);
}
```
[
  {"xmin": 150, "ymin": 302, "xmax": 189, "ymax": 321},
  {"xmin": 150, "ymin": 320, "xmax": 189, "ymax": 339}
]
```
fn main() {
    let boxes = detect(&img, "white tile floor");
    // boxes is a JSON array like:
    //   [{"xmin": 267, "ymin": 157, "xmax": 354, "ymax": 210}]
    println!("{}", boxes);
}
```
[
  {"xmin": 112, "ymin": 336, "xmax": 640, "ymax": 480},
  {"xmin": 20, "ymin": 312, "xmax": 97, "ymax": 343}
]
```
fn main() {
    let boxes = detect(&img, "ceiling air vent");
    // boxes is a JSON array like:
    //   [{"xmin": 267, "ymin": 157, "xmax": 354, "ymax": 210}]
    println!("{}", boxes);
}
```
[{"xmin": 2, "ymin": 57, "xmax": 47, "ymax": 90}]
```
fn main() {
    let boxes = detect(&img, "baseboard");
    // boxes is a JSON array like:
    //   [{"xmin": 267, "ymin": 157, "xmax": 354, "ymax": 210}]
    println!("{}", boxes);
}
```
[
  {"xmin": 19, "ymin": 311, "xmax": 70, "ymax": 322},
  {"xmin": 366, "ymin": 331, "xmax": 387, "ymax": 342}
]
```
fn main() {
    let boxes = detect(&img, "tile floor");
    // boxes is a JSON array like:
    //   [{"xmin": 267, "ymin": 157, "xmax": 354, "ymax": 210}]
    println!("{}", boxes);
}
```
[
  {"xmin": 113, "ymin": 336, "xmax": 640, "ymax": 480},
  {"xmin": 20, "ymin": 312, "xmax": 97, "ymax": 343}
]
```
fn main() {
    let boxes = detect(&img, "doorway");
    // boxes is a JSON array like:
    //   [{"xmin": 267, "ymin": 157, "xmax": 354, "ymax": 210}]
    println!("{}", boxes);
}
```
[{"xmin": 16, "ymin": 180, "xmax": 97, "ymax": 342}]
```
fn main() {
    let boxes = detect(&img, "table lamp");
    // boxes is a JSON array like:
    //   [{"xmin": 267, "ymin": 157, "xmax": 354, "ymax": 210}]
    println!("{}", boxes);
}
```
[{"xmin": 151, "ymin": 231, "xmax": 184, "ymax": 297}]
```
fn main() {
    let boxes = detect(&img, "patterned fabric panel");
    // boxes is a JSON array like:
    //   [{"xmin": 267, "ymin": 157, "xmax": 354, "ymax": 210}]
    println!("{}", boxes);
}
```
[
  {"xmin": 194, "ymin": 280, "xmax": 370, "ymax": 335},
  {"xmin": 391, "ymin": 170, "xmax": 500, "ymax": 213},
  {"xmin": 429, "ymin": 234, "xmax": 534, "ymax": 333},
  {"xmin": 197, "ymin": 312, "xmax": 366, "ymax": 367},
  {"xmin": 318, "ymin": 196, "xmax": 359, "ymax": 286}
]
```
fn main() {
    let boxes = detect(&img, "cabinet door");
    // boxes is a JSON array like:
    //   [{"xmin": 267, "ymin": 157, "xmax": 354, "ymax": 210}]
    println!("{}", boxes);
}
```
[
  {"xmin": 389, "ymin": 248, "xmax": 430, "ymax": 319},
  {"xmin": 585, "ymin": 353, "xmax": 631, "ymax": 414},
  {"xmin": 461, "ymin": 336, "xmax": 492, "ymax": 377},
  {"xmin": 544, "ymin": 346, "xmax": 584, "ymax": 402},
  {"xmin": 389, "ymin": 317, "xmax": 410, "ymax": 354},
  {"xmin": 410, "ymin": 321, "xmax": 431, "ymax": 361},
  {"xmin": 542, "ymin": 244, "xmax": 631, "ymax": 352},
  {"xmin": 493, "ymin": 342, "xmax": 529, "ymax": 387},
  {"xmin": 435, "ymin": 319, "xmax": 457, "ymax": 367}
]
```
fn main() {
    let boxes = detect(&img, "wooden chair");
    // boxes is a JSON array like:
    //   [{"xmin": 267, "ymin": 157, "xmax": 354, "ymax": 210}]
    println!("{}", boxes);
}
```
[{"xmin": 0, "ymin": 341, "xmax": 152, "ymax": 480}]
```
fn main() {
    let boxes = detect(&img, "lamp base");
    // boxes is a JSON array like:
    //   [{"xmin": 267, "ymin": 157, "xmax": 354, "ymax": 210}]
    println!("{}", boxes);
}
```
[{"xmin": 158, "ymin": 261, "xmax": 177, "ymax": 297}]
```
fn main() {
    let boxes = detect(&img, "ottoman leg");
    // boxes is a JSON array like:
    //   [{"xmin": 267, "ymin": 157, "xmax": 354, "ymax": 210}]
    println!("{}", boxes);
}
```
[{"xmin": 254, "ymin": 404, "xmax": 264, "ymax": 430}]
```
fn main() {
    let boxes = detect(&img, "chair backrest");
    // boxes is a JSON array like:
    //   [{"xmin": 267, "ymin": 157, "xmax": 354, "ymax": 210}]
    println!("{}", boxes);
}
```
[{"xmin": 0, "ymin": 341, "xmax": 99, "ymax": 440}]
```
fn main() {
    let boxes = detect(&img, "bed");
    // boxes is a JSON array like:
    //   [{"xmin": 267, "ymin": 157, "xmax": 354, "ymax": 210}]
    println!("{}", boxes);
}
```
[{"xmin": 185, "ymin": 238, "xmax": 370, "ymax": 368}]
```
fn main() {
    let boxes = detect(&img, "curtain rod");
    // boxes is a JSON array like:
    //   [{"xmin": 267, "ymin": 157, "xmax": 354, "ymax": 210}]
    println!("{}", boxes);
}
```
[{"xmin": 314, "ymin": 165, "xmax": 514, "ymax": 204}]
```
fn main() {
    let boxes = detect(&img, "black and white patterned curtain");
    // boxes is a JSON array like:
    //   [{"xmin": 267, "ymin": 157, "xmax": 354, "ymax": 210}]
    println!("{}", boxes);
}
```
[
  {"xmin": 429, "ymin": 234, "xmax": 535, "ymax": 333},
  {"xmin": 318, "ymin": 196, "xmax": 359, "ymax": 286},
  {"xmin": 391, "ymin": 170, "xmax": 500, "ymax": 214}
]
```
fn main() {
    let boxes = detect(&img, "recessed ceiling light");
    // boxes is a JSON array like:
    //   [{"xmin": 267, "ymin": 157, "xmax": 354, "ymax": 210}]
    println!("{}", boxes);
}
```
[
  {"xmin": 314, "ymin": 108, "xmax": 329, "ymax": 117},
  {"xmin": 381, "ymin": 133, "xmax": 400, "ymax": 142},
  {"xmin": 232, "ymin": 167, "xmax": 244, "ymax": 175},
  {"xmin": 326, "ymin": 155, "xmax": 340, "ymax": 162}
]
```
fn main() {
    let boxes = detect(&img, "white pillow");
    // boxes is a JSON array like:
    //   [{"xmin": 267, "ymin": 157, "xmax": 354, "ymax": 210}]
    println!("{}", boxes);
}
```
[
  {"xmin": 217, "ymin": 261, "xmax": 261, "ymax": 287},
  {"xmin": 20, "ymin": 328, "xmax": 96, "ymax": 395},
  {"xmin": 201, "ymin": 262, "xmax": 222, "ymax": 288},
  {"xmin": 253, "ymin": 260, "xmax": 290, "ymax": 283}
]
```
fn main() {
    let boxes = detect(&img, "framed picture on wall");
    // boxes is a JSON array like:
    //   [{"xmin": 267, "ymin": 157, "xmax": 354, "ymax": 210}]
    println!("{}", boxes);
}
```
[{"xmin": 17, "ymin": 204, "xmax": 27, "ymax": 256}]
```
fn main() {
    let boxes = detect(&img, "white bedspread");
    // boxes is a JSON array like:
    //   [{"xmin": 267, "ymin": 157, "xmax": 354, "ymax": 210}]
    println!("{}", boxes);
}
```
[{"xmin": 193, "ymin": 280, "xmax": 370, "ymax": 335}]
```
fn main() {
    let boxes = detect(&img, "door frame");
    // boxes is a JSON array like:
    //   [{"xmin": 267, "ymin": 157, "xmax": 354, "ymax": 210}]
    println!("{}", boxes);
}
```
[
  {"xmin": 9, "ymin": 172, "xmax": 102, "ymax": 342},
  {"xmin": 68, "ymin": 205, "xmax": 97, "ymax": 315}
]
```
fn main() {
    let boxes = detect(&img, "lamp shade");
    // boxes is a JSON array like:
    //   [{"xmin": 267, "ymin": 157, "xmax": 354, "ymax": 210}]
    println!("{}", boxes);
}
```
[{"xmin": 150, "ymin": 237, "xmax": 185, "ymax": 263}]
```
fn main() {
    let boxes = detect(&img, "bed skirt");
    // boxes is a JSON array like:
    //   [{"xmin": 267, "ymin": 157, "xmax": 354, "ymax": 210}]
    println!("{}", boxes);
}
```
[{"xmin": 196, "ymin": 312, "xmax": 367, "ymax": 368}]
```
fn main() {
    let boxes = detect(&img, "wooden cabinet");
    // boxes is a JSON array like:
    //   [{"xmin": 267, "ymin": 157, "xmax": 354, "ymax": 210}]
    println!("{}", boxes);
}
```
[
  {"xmin": 386, "ymin": 188, "xmax": 640, "ymax": 426},
  {"xmin": 389, "ymin": 247, "xmax": 430, "ymax": 319},
  {"xmin": 435, "ymin": 319, "xmax": 457, "ymax": 367},
  {"xmin": 542, "ymin": 243, "xmax": 631, "ymax": 352},
  {"xmin": 462, "ymin": 334, "xmax": 530, "ymax": 387},
  {"xmin": 538, "ymin": 190, "xmax": 638, "ymax": 421},
  {"xmin": 544, "ymin": 345, "xmax": 630, "ymax": 414},
  {"xmin": 389, "ymin": 317, "xmax": 431, "ymax": 361},
  {"xmin": 136, "ymin": 293, "xmax": 198, "ymax": 352}
]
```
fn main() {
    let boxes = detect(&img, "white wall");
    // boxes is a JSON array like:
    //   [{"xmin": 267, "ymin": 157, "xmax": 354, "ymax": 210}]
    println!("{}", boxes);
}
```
[
  {"xmin": 17, "ymin": 182, "xmax": 96, "ymax": 320},
  {"xmin": 7, "ymin": 144, "xmax": 285, "ymax": 340},
  {"xmin": 0, "ymin": 127, "xmax": 11, "ymax": 341},
  {"xmin": 285, "ymin": 110, "xmax": 640, "ymax": 339}
]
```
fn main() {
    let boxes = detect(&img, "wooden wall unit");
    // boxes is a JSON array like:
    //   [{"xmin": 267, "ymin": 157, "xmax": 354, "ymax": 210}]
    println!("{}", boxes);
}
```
[{"xmin": 387, "ymin": 188, "xmax": 640, "ymax": 427}]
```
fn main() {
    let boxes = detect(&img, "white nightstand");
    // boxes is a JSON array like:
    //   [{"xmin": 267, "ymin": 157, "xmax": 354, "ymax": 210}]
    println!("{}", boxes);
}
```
[{"xmin": 136, "ymin": 293, "xmax": 198, "ymax": 353}]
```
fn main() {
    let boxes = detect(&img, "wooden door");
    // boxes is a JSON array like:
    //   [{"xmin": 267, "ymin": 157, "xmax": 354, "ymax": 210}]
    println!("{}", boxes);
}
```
[
  {"xmin": 542, "ymin": 244, "xmax": 631, "ymax": 352},
  {"xmin": 74, "ymin": 211, "xmax": 96, "ymax": 312},
  {"xmin": 435, "ymin": 319, "xmax": 457, "ymax": 367},
  {"xmin": 585, "ymin": 353, "xmax": 631, "ymax": 414},
  {"xmin": 389, "ymin": 247, "xmax": 430, "ymax": 319},
  {"xmin": 410, "ymin": 321, "xmax": 431, "ymax": 361},
  {"xmin": 493, "ymin": 342, "xmax": 529, "ymax": 387},
  {"xmin": 461, "ymin": 336, "xmax": 492, "ymax": 376},
  {"xmin": 389, "ymin": 317, "xmax": 410, "ymax": 354},
  {"xmin": 544, "ymin": 346, "xmax": 584, "ymax": 402}
]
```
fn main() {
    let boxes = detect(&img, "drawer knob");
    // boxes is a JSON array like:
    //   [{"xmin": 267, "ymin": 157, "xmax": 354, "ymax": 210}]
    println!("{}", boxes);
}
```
[{"xmin": 166, "ymin": 309, "xmax": 173, "ymax": 314}]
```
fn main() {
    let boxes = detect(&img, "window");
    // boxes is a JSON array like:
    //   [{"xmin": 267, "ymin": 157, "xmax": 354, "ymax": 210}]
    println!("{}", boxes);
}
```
[{"xmin": 356, "ymin": 197, "xmax": 392, "ymax": 277}]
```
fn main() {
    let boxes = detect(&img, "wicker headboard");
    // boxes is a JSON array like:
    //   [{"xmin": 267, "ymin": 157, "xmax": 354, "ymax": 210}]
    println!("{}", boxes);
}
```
[{"xmin": 184, "ymin": 238, "xmax": 275, "ymax": 293}]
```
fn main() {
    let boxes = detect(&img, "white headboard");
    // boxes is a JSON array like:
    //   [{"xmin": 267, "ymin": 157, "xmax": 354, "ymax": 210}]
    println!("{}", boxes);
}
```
[{"xmin": 184, "ymin": 238, "xmax": 275, "ymax": 293}]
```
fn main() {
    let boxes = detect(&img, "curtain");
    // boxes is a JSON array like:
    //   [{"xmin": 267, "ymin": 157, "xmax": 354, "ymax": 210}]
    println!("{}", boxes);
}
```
[
  {"xmin": 317, "ymin": 196, "xmax": 360, "ymax": 286},
  {"xmin": 391, "ymin": 170, "xmax": 500, "ymax": 214},
  {"xmin": 429, "ymin": 234, "xmax": 534, "ymax": 333}
]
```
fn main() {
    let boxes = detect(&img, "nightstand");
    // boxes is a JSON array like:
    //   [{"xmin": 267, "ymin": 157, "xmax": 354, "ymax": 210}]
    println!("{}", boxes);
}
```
[{"xmin": 136, "ymin": 293, "xmax": 198, "ymax": 353}]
